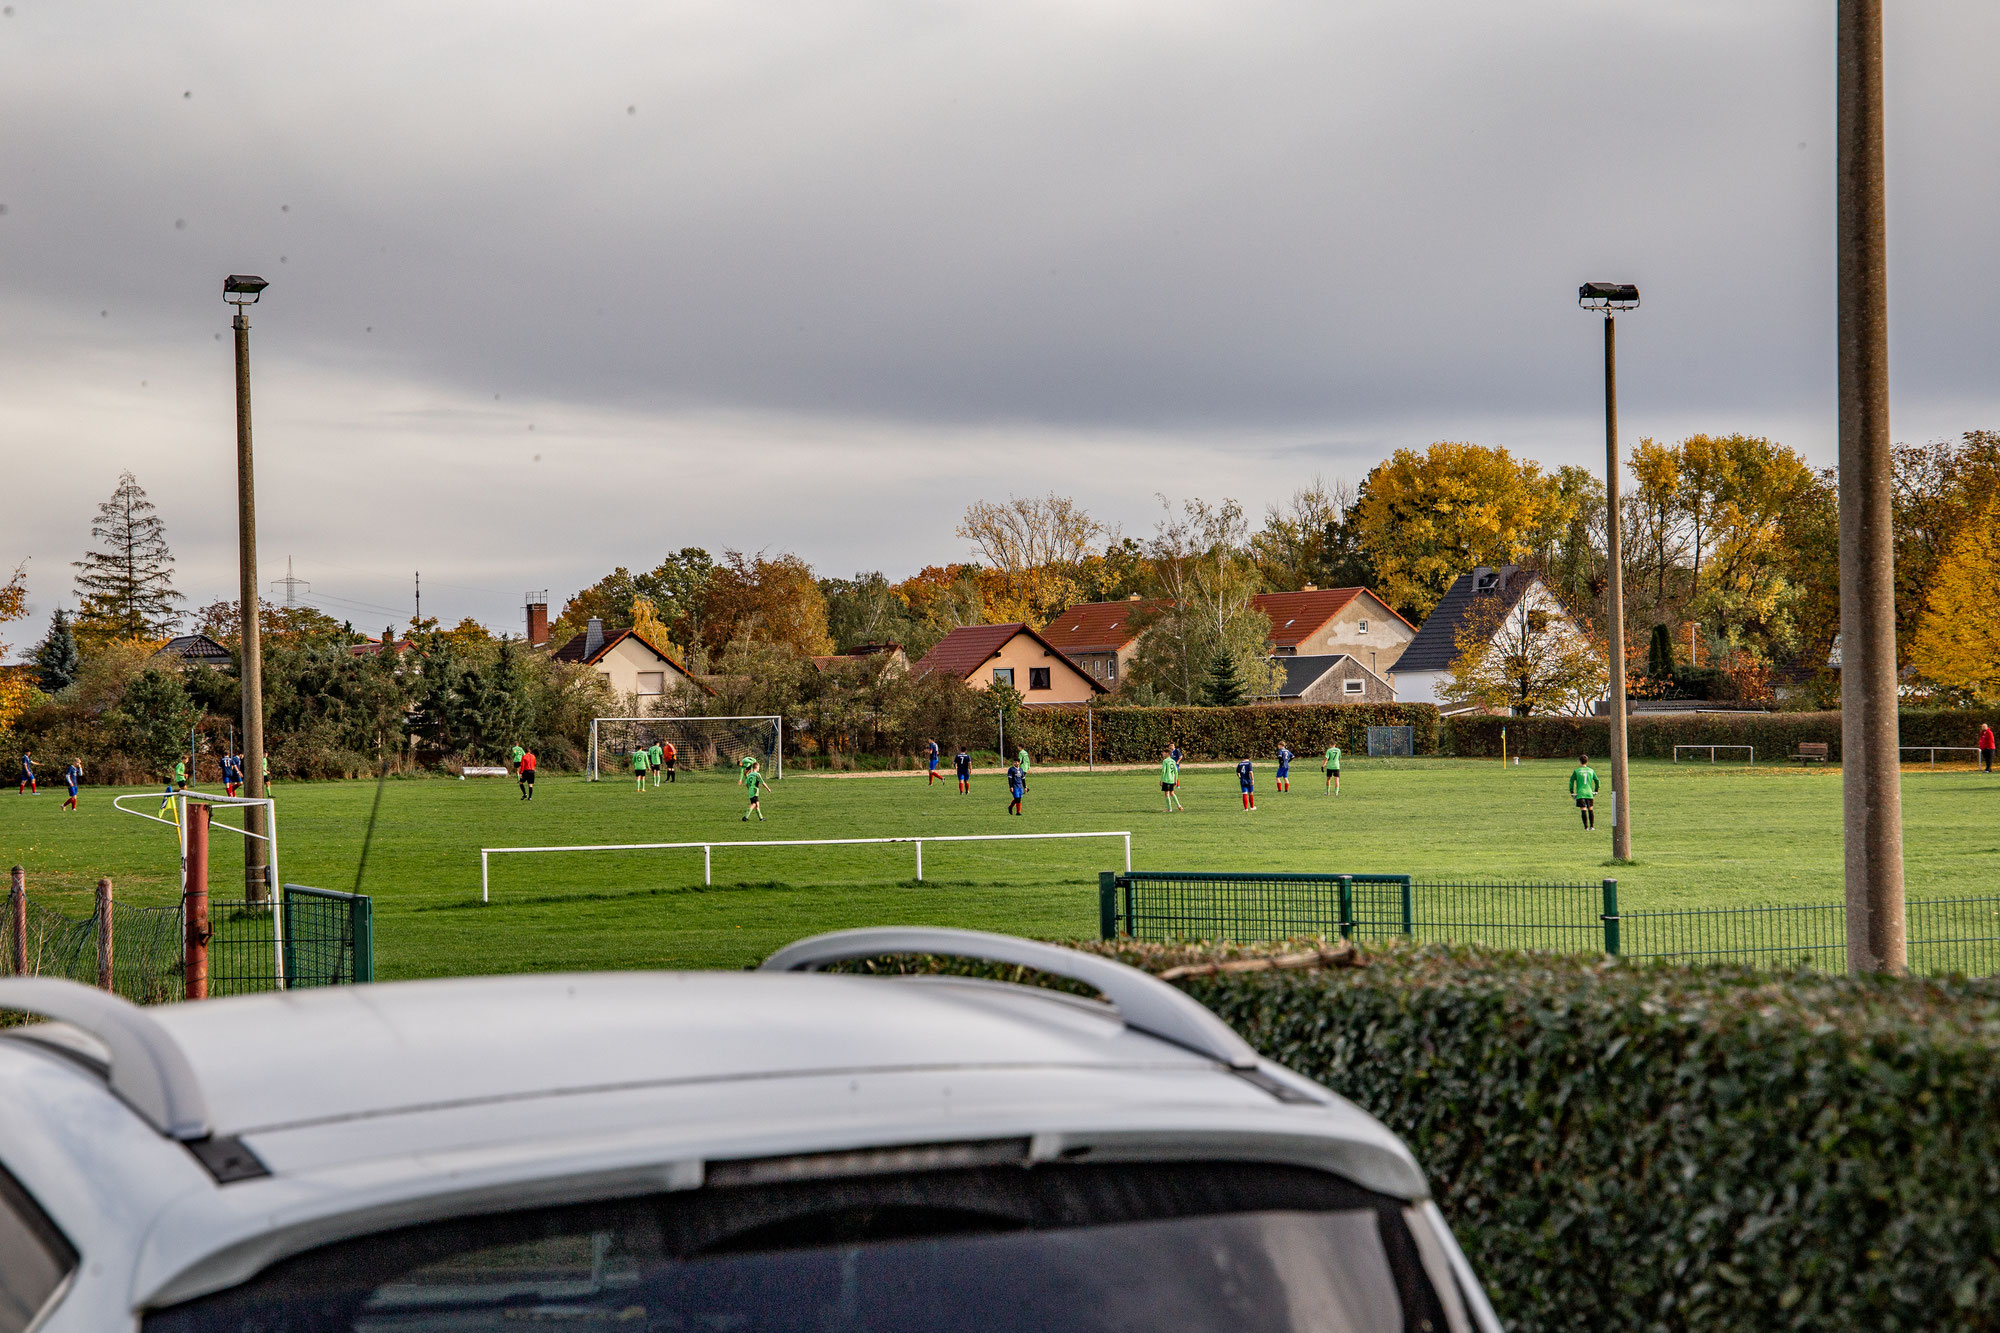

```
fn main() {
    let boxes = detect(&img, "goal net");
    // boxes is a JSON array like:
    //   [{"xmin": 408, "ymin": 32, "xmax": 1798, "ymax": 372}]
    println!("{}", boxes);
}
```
[{"xmin": 588, "ymin": 716, "xmax": 784, "ymax": 782}]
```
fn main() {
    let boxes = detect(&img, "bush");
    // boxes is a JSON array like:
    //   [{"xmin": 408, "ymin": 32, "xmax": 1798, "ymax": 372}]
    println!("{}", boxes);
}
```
[
  {"xmin": 1011, "ymin": 701, "xmax": 1441, "ymax": 763},
  {"xmin": 1441, "ymin": 707, "xmax": 1997, "ymax": 761},
  {"xmin": 857, "ymin": 941, "xmax": 2000, "ymax": 1331}
]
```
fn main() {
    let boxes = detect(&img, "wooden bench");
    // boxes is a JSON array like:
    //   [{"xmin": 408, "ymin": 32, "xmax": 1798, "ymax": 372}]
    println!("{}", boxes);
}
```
[{"xmin": 1794, "ymin": 742, "xmax": 1829, "ymax": 764}]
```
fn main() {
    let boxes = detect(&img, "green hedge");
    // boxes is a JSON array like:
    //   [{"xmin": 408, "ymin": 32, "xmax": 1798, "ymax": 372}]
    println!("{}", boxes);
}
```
[
  {"xmin": 1011, "ymin": 702, "xmax": 1440, "ymax": 764},
  {"xmin": 853, "ymin": 942, "xmax": 2000, "ymax": 1331},
  {"xmin": 1441, "ymin": 707, "xmax": 1996, "ymax": 761}
]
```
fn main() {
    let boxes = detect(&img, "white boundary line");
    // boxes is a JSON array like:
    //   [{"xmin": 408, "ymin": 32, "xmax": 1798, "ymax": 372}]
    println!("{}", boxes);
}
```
[
  {"xmin": 479, "ymin": 830, "xmax": 1133, "ymax": 903},
  {"xmin": 111, "ymin": 789, "xmax": 287, "ymax": 988}
]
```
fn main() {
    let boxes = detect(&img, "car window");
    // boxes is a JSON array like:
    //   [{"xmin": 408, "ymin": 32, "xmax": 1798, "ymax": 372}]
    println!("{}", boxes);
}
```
[
  {"xmin": 0, "ymin": 1162, "xmax": 79, "ymax": 1333},
  {"xmin": 147, "ymin": 1161, "xmax": 1454, "ymax": 1333}
]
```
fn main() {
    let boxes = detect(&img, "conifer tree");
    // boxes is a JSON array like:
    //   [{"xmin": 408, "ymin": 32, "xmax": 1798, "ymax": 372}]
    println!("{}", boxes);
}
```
[
  {"xmin": 33, "ymin": 608, "xmax": 81, "ymax": 693},
  {"xmin": 73, "ymin": 472, "xmax": 182, "ymax": 643},
  {"xmin": 1646, "ymin": 623, "xmax": 1677, "ymax": 683},
  {"xmin": 1201, "ymin": 645, "xmax": 1246, "ymax": 708}
]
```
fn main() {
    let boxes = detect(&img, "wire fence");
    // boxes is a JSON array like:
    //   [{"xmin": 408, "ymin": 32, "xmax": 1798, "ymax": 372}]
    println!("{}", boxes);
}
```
[
  {"xmin": 4, "ymin": 885, "xmax": 373, "ymax": 1003},
  {"xmin": 1102, "ymin": 871, "xmax": 2000, "ymax": 978}
]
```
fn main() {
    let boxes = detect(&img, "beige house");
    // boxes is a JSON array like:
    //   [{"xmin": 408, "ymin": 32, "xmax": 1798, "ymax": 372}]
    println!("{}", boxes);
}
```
[
  {"xmin": 550, "ymin": 617, "xmax": 710, "ymax": 705},
  {"xmin": 1270, "ymin": 654, "xmax": 1397, "ymax": 704},
  {"xmin": 911, "ymin": 623, "xmax": 1108, "ymax": 704}
]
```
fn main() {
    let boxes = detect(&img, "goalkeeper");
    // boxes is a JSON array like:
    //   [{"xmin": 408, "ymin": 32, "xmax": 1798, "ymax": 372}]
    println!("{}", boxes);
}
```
[{"xmin": 661, "ymin": 739, "xmax": 677, "ymax": 782}]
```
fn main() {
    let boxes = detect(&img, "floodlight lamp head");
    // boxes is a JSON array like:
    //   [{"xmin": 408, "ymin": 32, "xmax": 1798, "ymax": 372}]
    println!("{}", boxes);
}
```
[
  {"xmin": 1578, "ymin": 281, "xmax": 1639, "ymax": 313},
  {"xmin": 223, "ymin": 274, "xmax": 268, "ymax": 307}
]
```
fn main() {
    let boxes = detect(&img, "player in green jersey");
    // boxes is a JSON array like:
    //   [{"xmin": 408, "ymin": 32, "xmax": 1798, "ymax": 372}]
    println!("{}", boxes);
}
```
[
  {"xmin": 1568, "ymin": 754, "xmax": 1599, "ymax": 829},
  {"xmin": 738, "ymin": 754, "xmax": 757, "ymax": 786},
  {"xmin": 649, "ymin": 742, "xmax": 664, "ymax": 787},
  {"xmin": 742, "ymin": 763, "xmax": 767, "ymax": 821},
  {"xmin": 632, "ymin": 746, "xmax": 648, "ymax": 792},
  {"xmin": 508, "ymin": 743, "xmax": 525, "ymax": 776},
  {"xmin": 1323, "ymin": 743, "xmax": 1342, "ymax": 794},
  {"xmin": 1160, "ymin": 748, "xmax": 1183, "ymax": 812}
]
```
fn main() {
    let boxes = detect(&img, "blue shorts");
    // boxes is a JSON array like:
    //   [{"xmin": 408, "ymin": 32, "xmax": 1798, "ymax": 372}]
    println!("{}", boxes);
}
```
[
  {"xmin": 929, "ymin": 758, "xmax": 939, "ymax": 769},
  {"xmin": 1276, "ymin": 765, "xmax": 1290, "ymax": 778},
  {"xmin": 1240, "ymin": 783, "xmax": 1254, "ymax": 794}
]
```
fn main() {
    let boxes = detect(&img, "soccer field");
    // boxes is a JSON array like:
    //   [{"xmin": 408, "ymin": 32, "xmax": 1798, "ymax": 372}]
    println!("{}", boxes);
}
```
[{"xmin": 5, "ymin": 759, "xmax": 1996, "ymax": 976}]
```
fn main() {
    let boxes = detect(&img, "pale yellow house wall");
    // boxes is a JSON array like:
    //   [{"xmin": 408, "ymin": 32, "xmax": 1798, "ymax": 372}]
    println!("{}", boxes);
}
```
[
  {"xmin": 1310, "ymin": 593, "xmax": 1415, "ymax": 677},
  {"xmin": 594, "ymin": 636, "xmax": 701, "ymax": 704},
  {"xmin": 974, "ymin": 631, "xmax": 1101, "ymax": 704}
]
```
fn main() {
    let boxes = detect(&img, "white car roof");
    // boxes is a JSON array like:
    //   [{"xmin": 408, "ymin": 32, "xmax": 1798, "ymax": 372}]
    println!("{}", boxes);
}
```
[{"xmin": 0, "ymin": 930, "xmax": 1432, "ymax": 1317}]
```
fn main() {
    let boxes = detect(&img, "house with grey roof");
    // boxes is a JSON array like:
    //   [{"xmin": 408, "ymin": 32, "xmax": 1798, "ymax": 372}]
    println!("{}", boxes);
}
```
[
  {"xmin": 1267, "ymin": 654, "xmax": 1396, "ymax": 704},
  {"xmin": 1394, "ymin": 565, "xmax": 1601, "ymax": 712}
]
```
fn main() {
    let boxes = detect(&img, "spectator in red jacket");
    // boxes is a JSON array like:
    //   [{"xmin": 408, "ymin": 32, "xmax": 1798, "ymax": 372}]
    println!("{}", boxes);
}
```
[{"xmin": 1979, "ymin": 723, "xmax": 1995, "ymax": 774}]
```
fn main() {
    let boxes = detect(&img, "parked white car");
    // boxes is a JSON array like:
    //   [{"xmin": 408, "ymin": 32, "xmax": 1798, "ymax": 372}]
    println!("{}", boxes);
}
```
[{"xmin": 0, "ymin": 927, "xmax": 1499, "ymax": 1332}]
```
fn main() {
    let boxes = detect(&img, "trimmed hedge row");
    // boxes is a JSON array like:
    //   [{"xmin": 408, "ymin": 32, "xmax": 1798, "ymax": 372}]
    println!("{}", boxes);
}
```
[
  {"xmin": 1010, "ymin": 701, "xmax": 1440, "ymax": 764},
  {"xmin": 1441, "ymin": 707, "xmax": 1997, "ymax": 761},
  {"xmin": 853, "ymin": 942, "xmax": 2000, "ymax": 1332}
]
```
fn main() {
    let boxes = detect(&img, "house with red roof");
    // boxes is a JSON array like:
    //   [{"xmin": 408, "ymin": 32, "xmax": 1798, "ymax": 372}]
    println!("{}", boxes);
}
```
[
  {"xmin": 910, "ymin": 624, "xmax": 1107, "ymax": 704},
  {"xmin": 550, "ymin": 617, "xmax": 711, "ymax": 705},
  {"xmin": 1042, "ymin": 585, "xmax": 1416, "ymax": 692}
]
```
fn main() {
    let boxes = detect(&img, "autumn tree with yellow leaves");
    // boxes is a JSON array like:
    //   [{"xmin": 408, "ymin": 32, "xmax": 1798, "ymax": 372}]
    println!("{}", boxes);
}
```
[{"xmin": 1909, "ymin": 498, "xmax": 2000, "ymax": 701}]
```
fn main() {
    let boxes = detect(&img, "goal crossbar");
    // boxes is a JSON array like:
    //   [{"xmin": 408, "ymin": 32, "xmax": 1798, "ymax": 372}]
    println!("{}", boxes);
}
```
[
  {"xmin": 1672, "ymin": 745, "xmax": 1755, "ymax": 765},
  {"xmin": 479, "ymin": 830, "xmax": 1133, "ymax": 902}
]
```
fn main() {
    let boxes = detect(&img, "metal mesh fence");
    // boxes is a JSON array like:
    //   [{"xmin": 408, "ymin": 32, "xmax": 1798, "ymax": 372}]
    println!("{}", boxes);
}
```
[
  {"xmin": 1366, "ymin": 726, "xmax": 1415, "ymax": 758},
  {"xmin": 207, "ymin": 900, "xmax": 280, "ymax": 997},
  {"xmin": 283, "ymin": 885, "xmax": 375, "ymax": 986},
  {"xmin": 1104, "ymin": 872, "xmax": 1998, "ymax": 978}
]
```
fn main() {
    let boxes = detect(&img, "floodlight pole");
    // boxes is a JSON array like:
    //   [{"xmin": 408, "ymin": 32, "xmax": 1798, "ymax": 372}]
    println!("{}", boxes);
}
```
[
  {"xmin": 1601, "ymin": 314, "xmax": 1631, "ymax": 860},
  {"xmin": 1837, "ymin": 0, "xmax": 1905, "ymax": 973},
  {"xmin": 229, "ymin": 284, "xmax": 268, "ymax": 902}
]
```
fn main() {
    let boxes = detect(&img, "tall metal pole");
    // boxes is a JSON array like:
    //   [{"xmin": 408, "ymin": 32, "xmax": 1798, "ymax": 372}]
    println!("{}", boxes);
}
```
[
  {"xmin": 234, "ymin": 307, "xmax": 268, "ymax": 902},
  {"xmin": 1837, "ymin": 0, "xmax": 1905, "ymax": 973},
  {"xmin": 1603, "ymin": 315, "xmax": 1632, "ymax": 860}
]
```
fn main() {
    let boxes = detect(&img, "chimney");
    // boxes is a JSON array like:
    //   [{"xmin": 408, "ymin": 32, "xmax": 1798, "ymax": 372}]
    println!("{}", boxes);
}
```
[
  {"xmin": 584, "ymin": 617, "xmax": 605, "ymax": 658},
  {"xmin": 525, "ymin": 591, "xmax": 549, "ymax": 647},
  {"xmin": 1127, "ymin": 593, "xmax": 1141, "ymax": 600},
  {"xmin": 1302, "ymin": 583, "xmax": 1318, "ymax": 592}
]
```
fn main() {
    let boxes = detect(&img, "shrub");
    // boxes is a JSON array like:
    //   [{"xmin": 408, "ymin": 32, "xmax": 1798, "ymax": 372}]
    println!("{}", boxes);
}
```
[
  {"xmin": 1011, "ymin": 701, "xmax": 1441, "ymax": 763},
  {"xmin": 1441, "ymin": 707, "xmax": 1998, "ymax": 761},
  {"xmin": 858, "ymin": 941, "xmax": 2000, "ymax": 1331}
]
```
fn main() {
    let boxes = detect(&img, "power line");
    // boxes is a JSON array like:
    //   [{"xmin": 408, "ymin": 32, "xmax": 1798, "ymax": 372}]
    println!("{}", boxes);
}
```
[{"xmin": 269, "ymin": 555, "xmax": 310, "ymax": 608}]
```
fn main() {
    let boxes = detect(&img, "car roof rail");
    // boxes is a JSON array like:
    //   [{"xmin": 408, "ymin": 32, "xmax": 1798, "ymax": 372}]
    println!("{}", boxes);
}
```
[
  {"xmin": 760, "ymin": 927, "xmax": 1261, "ymax": 1071},
  {"xmin": 0, "ymin": 978, "xmax": 211, "ymax": 1141}
]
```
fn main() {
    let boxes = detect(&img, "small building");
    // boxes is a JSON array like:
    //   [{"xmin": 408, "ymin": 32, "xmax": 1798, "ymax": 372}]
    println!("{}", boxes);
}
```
[
  {"xmin": 346, "ymin": 637, "xmax": 414, "ymax": 659},
  {"xmin": 810, "ymin": 643, "xmax": 910, "ymax": 675},
  {"xmin": 551, "ymin": 617, "xmax": 711, "ymax": 704},
  {"xmin": 1043, "ymin": 585, "xmax": 1414, "ymax": 690},
  {"xmin": 1269, "ymin": 654, "xmax": 1396, "ymax": 704},
  {"xmin": 1395, "ymin": 566, "xmax": 1595, "ymax": 711},
  {"xmin": 151, "ymin": 634, "xmax": 233, "ymax": 668},
  {"xmin": 1251, "ymin": 587, "xmax": 1416, "ymax": 677},
  {"xmin": 911, "ymin": 623, "xmax": 1107, "ymax": 704},
  {"xmin": 1039, "ymin": 596, "xmax": 1148, "ymax": 689}
]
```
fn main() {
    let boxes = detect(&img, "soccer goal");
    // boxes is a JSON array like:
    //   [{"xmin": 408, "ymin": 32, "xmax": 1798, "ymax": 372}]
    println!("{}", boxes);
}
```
[
  {"xmin": 1672, "ymin": 744, "xmax": 1755, "ymax": 765},
  {"xmin": 588, "ymin": 715, "xmax": 784, "ymax": 782}
]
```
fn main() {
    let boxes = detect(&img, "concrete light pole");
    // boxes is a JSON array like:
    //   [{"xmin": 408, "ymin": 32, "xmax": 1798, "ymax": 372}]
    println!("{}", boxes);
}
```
[
  {"xmin": 1836, "ymin": 1, "xmax": 1905, "ymax": 973},
  {"xmin": 1579, "ymin": 282, "xmax": 1638, "ymax": 862},
  {"xmin": 224, "ymin": 275, "xmax": 270, "ymax": 903}
]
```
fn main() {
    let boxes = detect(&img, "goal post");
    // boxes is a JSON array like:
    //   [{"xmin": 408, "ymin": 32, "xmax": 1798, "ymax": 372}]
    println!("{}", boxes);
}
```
[{"xmin": 588, "ymin": 715, "xmax": 784, "ymax": 782}]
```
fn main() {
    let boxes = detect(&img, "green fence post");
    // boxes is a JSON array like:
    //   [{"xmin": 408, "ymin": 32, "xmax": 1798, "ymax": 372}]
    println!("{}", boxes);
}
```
[
  {"xmin": 1099, "ymin": 872, "xmax": 1118, "ymax": 941},
  {"xmin": 352, "ymin": 893, "xmax": 374, "ymax": 982},
  {"xmin": 280, "ymin": 887, "xmax": 295, "ymax": 991},
  {"xmin": 1601, "ymin": 879, "xmax": 1620, "ymax": 956},
  {"xmin": 1399, "ymin": 876, "xmax": 1415, "ymax": 937},
  {"xmin": 1338, "ymin": 875, "xmax": 1354, "ymax": 941}
]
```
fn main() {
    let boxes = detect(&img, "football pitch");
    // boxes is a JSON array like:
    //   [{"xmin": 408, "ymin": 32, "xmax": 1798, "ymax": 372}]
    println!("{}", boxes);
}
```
[{"xmin": 4, "ymin": 759, "xmax": 1996, "ymax": 977}]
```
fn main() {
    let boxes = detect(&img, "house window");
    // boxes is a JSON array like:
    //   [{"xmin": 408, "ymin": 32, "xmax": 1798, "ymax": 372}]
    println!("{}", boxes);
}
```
[
  {"xmin": 1357, "ymin": 620, "xmax": 1368, "ymax": 635},
  {"xmin": 636, "ymin": 671, "xmax": 665, "ymax": 695},
  {"xmin": 1107, "ymin": 656, "xmax": 1117, "ymax": 680},
  {"xmin": 1344, "ymin": 678, "xmax": 1365, "ymax": 696},
  {"xmin": 1028, "ymin": 667, "xmax": 1051, "ymax": 691},
  {"xmin": 992, "ymin": 667, "xmax": 1015, "ymax": 688}
]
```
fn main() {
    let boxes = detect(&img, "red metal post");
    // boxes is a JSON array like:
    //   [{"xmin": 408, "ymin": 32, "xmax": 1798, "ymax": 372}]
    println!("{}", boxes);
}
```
[
  {"xmin": 94, "ymin": 872, "xmax": 113, "ymax": 984},
  {"xmin": 185, "ymin": 806, "xmax": 211, "ymax": 1000}
]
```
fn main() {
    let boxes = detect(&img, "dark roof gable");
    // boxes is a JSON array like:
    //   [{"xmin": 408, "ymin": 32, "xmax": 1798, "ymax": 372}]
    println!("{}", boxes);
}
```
[
  {"xmin": 1396, "ymin": 566, "xmax": 1539, "ymax": 673},
  {"xmin": 911, "ymin": 623, "xmax": 1108, "ymax": 693}
]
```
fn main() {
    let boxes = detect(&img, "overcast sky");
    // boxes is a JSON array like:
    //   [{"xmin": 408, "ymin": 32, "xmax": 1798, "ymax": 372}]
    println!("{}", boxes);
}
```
[{"xmin": 3, "ymin": 1, "xmax": 1996, "ymax": 650}]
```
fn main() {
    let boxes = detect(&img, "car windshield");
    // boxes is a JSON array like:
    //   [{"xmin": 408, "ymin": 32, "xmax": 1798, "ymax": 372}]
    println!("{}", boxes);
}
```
[{"xmin": 146, "ymin": 1161, "xmax": 1457, "ymax": 1333}]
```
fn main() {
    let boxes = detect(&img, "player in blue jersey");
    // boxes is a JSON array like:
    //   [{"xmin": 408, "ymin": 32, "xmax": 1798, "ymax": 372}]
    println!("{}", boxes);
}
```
[
  {"xmin": 1006, "ymin": 762, "xmax": 1025, "ymax": 816},
  {"xmin": 926, "ymin": 739, "xmax": 942, "ymax": 787},
  {"xmin": 62, "ymin": 759, "xmax": 81, "ymax": 812},
  {"xmin": 1237, "ymin": 754, "xmax": 1256, "ymax": 811},
  {"xmin": 1275, "ymin": 742, "xmax": 1294, "ymax": 792},
  {"xmin": 18, "ymin": 752, "xmax": 35, "ymax": 795},
  {"xmin": 954, "ymin": 745, "xmax": 971, "ymax": 794}
]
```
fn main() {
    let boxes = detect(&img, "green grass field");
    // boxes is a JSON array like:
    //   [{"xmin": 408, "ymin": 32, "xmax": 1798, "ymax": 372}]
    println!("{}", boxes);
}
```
[{"xmin": 5, "ymin": 759, "xmax": 1996, "ymax": 976}]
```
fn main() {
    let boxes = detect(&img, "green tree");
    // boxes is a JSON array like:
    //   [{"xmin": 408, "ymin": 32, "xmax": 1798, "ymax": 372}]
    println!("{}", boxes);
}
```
[
  {"xmin": 1441, "ymin": 593, "xmax": 1607, "ymax": 717},
  {"xmin": 1646, "ymin": 623, "xmax": 1677, "ymax": 683},
  {"xmin": 1122, "ymin": 497, "xmax": 1284, "ymax": 705},
  {"xmin": 821, "ymin": 571, "xmax": 920, "ymax": 652},
  {"xmin": 115, "ymin": 668, "xmax": 200, "ymax": 772},
  {"xmin": 32, "ymin": 608, "xmax": 81, "ymax": 694},
  {"xmin": 1200, "ymin": 646, "xmax": 1246, "ymax": 707},
  {"xmin": 73, "ymin": 471, "xmax": 182, "ymax": 644}
]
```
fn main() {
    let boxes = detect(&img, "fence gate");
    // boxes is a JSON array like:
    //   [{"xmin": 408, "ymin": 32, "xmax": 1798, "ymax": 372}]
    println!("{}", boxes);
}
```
[
  {"xmin": 282, "ymin": 885, "xmax": 375, "ymax": 986},
  {"xmin": 1367, "ymin": 725, "xmax": 1415, "ymax": 758}
]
